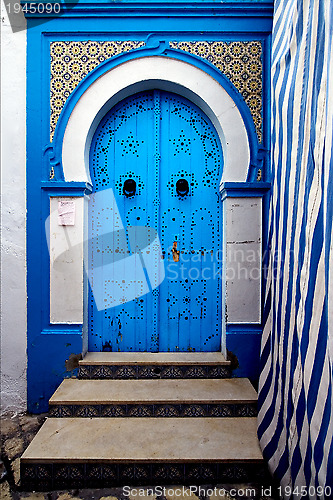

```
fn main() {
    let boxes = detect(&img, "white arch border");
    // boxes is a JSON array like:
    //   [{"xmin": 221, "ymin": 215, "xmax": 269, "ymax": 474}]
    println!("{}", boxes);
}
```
[{"xmin": 62, "ymin": 56, "xmax": 250, "ymax": 183}]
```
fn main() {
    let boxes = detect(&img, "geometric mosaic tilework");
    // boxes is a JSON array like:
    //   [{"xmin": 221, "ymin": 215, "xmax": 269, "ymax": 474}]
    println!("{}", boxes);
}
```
[
  {"xmin": 50, "ymin": 41, "xmax": 145, "ymax": 140},
  {"xmin": 50, "ymin": 40, "xmax": 262, "ymax": 142},
  {"xmin": 170, "ymin": 41, "xmax": 263, "ymax": 142}
]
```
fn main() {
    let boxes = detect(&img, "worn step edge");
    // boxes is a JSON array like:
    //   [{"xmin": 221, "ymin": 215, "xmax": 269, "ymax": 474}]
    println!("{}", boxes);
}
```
[
  {"xmin": 79, "ymin": 352, "xmax": 231, "ymax": 366},
  {"xmin": 21, "ymin": 417, "xmax": 263, "ymax": 463},
  {"xmin": 49, "ymin": 378, "xmax": 257, "ymax": 405}
]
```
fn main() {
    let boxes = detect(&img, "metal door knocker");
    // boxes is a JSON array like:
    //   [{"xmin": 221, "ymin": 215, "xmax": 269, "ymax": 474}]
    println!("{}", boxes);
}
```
[
  {"xmin": 123, "ymin": 178, "xmax": 136, "ymax": 197},
  {"xmin": 176, "ymin": 178, "xmax": 189, "ymax": 197}
]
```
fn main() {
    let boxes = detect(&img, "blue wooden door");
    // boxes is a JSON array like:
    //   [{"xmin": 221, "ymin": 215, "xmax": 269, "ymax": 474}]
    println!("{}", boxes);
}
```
[{"xmin": 88, "ymin": 90, "xmax": 223, "ymax": 352}]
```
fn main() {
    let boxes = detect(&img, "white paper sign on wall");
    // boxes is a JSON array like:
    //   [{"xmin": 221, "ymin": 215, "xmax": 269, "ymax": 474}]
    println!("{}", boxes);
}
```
[{"xmin": 58, "ymin": 200, "xmax": 75, "ymax": 226}]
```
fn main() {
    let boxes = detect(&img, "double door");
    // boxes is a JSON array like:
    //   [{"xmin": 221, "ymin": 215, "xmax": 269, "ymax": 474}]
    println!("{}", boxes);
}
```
[{"xmin": 88, "ymin": 90, "xmax": 223, "ymax": 352}]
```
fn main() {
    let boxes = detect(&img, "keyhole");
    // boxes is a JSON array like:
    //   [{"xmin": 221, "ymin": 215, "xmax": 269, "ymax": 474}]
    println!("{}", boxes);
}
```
[
  {"xmin": 176, "ymin": 178, "xmax": 189, "ymax": 197},
  {"xmin": 123, "ymin": 179, "xmax": 136, "ymax": 197}
]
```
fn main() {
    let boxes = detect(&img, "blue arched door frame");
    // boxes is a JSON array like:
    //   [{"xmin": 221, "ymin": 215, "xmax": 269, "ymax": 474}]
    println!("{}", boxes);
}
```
[{"xmin": 26, "ymin": 40, "xmax": 271, "ymax": 411}]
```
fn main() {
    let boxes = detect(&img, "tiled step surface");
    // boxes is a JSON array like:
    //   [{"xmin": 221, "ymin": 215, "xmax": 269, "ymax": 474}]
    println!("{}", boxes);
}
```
[
  {"xmin": 21, "ymin": 417, "xmax": 265, "ymax": 490},
  {"xmin": 49, "ymin": 378, "xmax": 257, "ymax": 418},
  {"xmin": 78, "ymin": 352, "xmax": 231, "ymax": 379},
  {"xmin": 79, "ymin": 352, "xmax": 231, "ymax": 364}
]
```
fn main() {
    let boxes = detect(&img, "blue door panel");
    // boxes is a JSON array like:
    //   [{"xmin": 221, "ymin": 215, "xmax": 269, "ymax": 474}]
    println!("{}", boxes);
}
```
[
  {"xmin": 158, "ymin": 92, "xmax": 223, "ymax": 351},
  {"xmin": 89, "ymin": 90, "xmax": 223, "ymax": 352},
  {"xmin": 89, "ymin": 92, "xmax": 156, "ymax": 352}
]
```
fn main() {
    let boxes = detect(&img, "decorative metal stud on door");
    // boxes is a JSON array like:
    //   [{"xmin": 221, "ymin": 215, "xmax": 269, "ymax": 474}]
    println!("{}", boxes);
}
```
[{"xmin": 89, "ymin": 90, "xmax": 223, "ymax": 352}]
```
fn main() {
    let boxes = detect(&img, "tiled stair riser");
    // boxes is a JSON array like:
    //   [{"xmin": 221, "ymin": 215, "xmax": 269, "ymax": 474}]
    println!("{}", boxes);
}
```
[
  {"xmin": 21, "ymin": 462, "xmax": 267, "ymax": 491},
  {"xmin": 49, "ymin": 403, "xmax": 257, "ymax": 418},
  {"xmin": 78, "ymin": 364, "xmax": 232, "ymax": 379}
]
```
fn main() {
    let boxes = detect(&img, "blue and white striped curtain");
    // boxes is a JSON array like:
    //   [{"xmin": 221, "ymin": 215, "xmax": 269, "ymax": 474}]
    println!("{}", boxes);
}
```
[{"xmin": 258, "ymin": 0, "xmax": 333, "ymax": 496}]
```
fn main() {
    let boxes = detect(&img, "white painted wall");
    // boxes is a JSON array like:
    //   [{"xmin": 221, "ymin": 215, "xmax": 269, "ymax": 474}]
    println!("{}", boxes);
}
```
[
  {"xmin": 224, "ymin": 197, "xmax": 262, "ymax": 323},
  {"xmin": 49, "ymin": 197, "xmax": 84, "ymax": 324},
  {"xmin": 0, "ymin": 2, "xmax": 27, "ymax": 415}
]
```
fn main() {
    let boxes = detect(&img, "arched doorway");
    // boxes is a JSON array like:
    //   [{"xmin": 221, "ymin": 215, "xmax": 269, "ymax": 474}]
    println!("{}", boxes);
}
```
[{"xmin": 88, "ymin": 89, "xmax": 223, "ymax": 352}]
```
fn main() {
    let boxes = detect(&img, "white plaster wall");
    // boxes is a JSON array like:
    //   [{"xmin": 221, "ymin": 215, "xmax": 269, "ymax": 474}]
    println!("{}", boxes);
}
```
[
  {"xmin": 224, "ymin": 197, "xmax": 262, "ymax": 324},
  {"xmin": 0, "ymin": 3, "xmax": 27, "ymax": 414},
  {"xmin": 49, "ymin": 197, "xmax": 84, "ymax": 324}
]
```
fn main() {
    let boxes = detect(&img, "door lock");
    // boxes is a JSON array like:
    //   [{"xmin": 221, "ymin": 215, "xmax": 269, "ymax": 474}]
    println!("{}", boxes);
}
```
[{"xmin": 172, "ymin": 241, "xmax": 180, "ymax": 262}]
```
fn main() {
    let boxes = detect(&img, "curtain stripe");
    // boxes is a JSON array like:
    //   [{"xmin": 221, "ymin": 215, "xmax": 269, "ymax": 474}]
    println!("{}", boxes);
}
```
[{"xmin": 258, "ymin": 0, "xmax": 333, "ymax": 495}]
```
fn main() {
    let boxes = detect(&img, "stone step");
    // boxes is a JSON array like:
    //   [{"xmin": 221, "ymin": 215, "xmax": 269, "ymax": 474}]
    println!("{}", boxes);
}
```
[
  {"xmin": 49, "ymin": 378, "xmax": 257, "ymax": 418},
  {"xmin": 78, "ymin": 352, "xmax": 232, "ymax": 379},
  {"xmin": 21, "ymin": 417, "xmax": 265, "ymax": 490}
]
